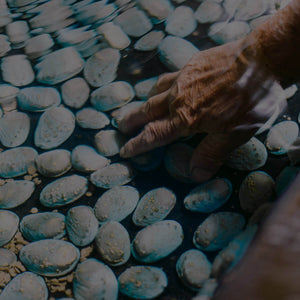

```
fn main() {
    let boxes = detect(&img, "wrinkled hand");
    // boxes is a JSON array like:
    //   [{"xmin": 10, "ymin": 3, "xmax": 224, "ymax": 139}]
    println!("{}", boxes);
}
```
[{"xmin": 119, "ymin": 39, "xmax": 284, "ymax": 182}]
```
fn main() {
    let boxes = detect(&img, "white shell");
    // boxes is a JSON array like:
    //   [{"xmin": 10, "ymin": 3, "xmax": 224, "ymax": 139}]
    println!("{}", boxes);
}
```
[
  {"xmin": 134, "ymin": 77, "xmax": 158, "ymax": 100},
  {"xmin": 76, "ymin": 107, "xmax": 110, "ymax": 129},
  {"xmin": 138, "ymin": 0, "xmax": 174, "ymax": 23},
  {"xmin": 0, "ymin": 248, "xmax": 17, "ymax": 267},
  {"xmin": 0, "ymin": 35, "xmax": 11, "ymax": 57},
  {"xmin": 24, "ymin": 33, "xmax": 54, "ymax": 59},
  {"xmin": 195, "ymin": 2, "xmax": 224, "ymax": 24},
  {"xmin": 134, "ymin": 31, "xmax": 165, "ymax": 51},
  {"xmin": 6, "ymin": 21, "xmax": 30, "ymax": 46},
  {"xmin": 56, "ymin": 26, "xmax": 96, "ymax": 46},
  {"xmin": 0, "ymin": 210, "xmax": 19, "ymax": 246},
  {"xmin": 0, "ymin": 84, "xmax": 19, "ymax": 113}
]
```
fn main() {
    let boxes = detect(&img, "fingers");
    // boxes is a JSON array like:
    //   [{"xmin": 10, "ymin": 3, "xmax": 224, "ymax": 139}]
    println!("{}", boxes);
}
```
[{"xmin": 148, "ymin": 72, "xmax": 179, "ymax": 97}]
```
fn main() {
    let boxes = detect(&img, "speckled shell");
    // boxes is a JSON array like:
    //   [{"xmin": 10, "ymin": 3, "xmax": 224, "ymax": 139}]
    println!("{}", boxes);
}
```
[
  {"xmin": 226, "ymin": 137, "xmax": 268, "ymax": 171},
  {"xmin": 118, "ymin": 266, "xmax": 168, "ymax": 299},
  {"xmin": 35, "ymin": 47, "xmax": 85, "ymax": 85},
  {"xmin": 176, "ymin": 249, "xmax": 211, "ymax": 290},
  {"xmin": 20, "ymin": 212, "xmax": 66, "ymax": 241},
  {"xmin": 239, "ymin": 171, "xmax": 275, "ymax": 213},
  {"xmin": 132, "ymin": 220, "xmax": 184, "ymax": 263},
  {"xmin": 34, "ymin": 107, "xmax": 75, "ymax": 150},
  {"xmin": 134, "ymin": 77, "xmax": 158, "ymax": 100},
  {"xmin": 193, "ymin": 212, "xmax": 245, "ymax": 252},
  {"xmin": 35, "ymin": 149, "xmax": 72, "ymax": 177},
  {"xmin": 95, "ymin": 221, "xmax": 130, "ymax": 266},
  {"xmin": 40, "ymin": 175, "xmax": 88, "ymax": 207},
  {"xmin": 66, "ymin": 205, "xmax": 98, "ymax": 246},
  {"xmin": 134, "ymin": 31, "xmax": 164, "ymax": 51},
  {"xmin": 17, "ymin": 86, "xmax": 61, "ymax": 112},
  {"xmin": 94, "ymin": 185, "xmax": 139, "ymax": 223},
  {"xmin": 131, "ymin": 148, "xmax": 165, "ymax": 171},
  {"xmin": 0, "ymin": 210, "xmax": 19, "ymax": 246},
  {"xmin": 71, "ymin": 145, "xmax": 110, "ymax": 173},
  {"xmin": 0, "ymin": 248, "xmax": 17, "ymax": 267},
  {"xmin": 0, "ymin": 147, "xmax": 38, "ymax": 178},
  {"xmin": 19, "ymin": 239, "xmax": 80, "ymax": 277},
  {"xmin": 184, "ymin": 178, "xmax": 232, "ymax": 213},
  {"xmin": 195, "ymin": 1, "xmax": 224, "ymax": 23},
  {"xmin": 0, "ymin": 180, "xmax": 35, "ymax": 209},
  {"xmin": 275, "ymin": 166, "xmax": 300, "ymax": 196},
  {"xmin": 132, "ymin": 187, "xmax": 176, "ymax": 226},
  {"xmin": 0, "ymin": 272, "xmax": 48, "ymax": 300},
  {"xmin": 73, "ymin": 259, "xmax": 118, "ymax": 300},
  {"xmin": 76, "ymin": 107, "xmax": 110, "ymax": 129},
  {"xmin": 138, "ymin": 0, "xmax": 174, "ymax": 23},
  {"xmin": 90, "ymin": 162, "xmax": 134, "ymax": 189},
  {"xmin": 0, "ymin": 111, "xmax": 30, "ymax": 147}
]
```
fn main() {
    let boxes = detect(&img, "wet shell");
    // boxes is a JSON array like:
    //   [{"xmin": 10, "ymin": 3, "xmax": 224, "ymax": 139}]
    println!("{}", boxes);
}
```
[
  {"xmin": 34, "ymin": 107, "xmax": 75, "ymax": 150},
  {"xmin": 20, "ymin": 212, "xmax": 66, "ymax": 242},
  {"xmin": 132, "ymin": 187, "xmax": 176, "ymax": 226},
  {"xmin": 275, "ymin": 166, "xmax": 300, "ymax": 196},
  {"xmin": 119, "ymin": 266, "xmax": 168, "ymax": 299},
  {"xmin": 95, "ymin": 221, "xmax": 130, "ymax": 266},
  {"xmin": 76, "ymin": 107, "xmax": 110, "ymax": 129},
  {"xmin": 35, "ymin": 47, "xmax": 85, "ymax": 85},
  {"xmin": 71, "ymin": 145, "xmax": 110, "ymax": 173},
  {"xmin": 226, "ymin": 137, "xmax": 268, "ymax": 171},
  {"xmin": 134, "ymin": 31, "xmax": 164, "ymax": 51},
  {"xmin": 40, "ymin": 174, "xmax": 88, "ymax": 207},
  {"xmin": 193, "ymin": 212, "xmax": 245, "ymax": 252},
  {"xmin": 94, "ymin": 129, "xmax": 127, "ymax": 157},
  {"xmin": 6, "ymin": 21, "xmax": 30, "ymax": 46},
  {"xmin": 24, "ymin": 33, "xmax": 54, "ymax": 59},
  {"xmin": 0, "ymin": 272, "xmax": 48, "ymax": 300},
  {"xmin": 0, "ymin": 84, "xmax": 19, "ymax": 113},
  {"xmin": 176, "ymin": 249, "xmax": 211, "ymax": 290},
  {"xmin": 17, "ymin": 86, "xmax": 61, "ymax": 112},
  {"xmin": 158, "ymin": 36, "xmax": 199, "ymax": 71},
  {"xmin": 0, "ymin": 111, "xmax": 30, "ymax": 147},
  {"xmin": 94, "ymin": 185, "xmax": 139, "ymax": 223},
  {"xmin": 184, "ymin": 178, "xmax": 232, "ymax": 213},
  {"xmin": 83, "ymin": 48, "xmax": 120, "ymax": 88},
  {"xmin": 138, "ymin": 0, "xmax": 174, "ymax": 23},
  {"xmin": 131, "ymin": 148, "xmax": 164, "ymax": 171},
  {"xmin": 134, "ymin": 77, "xmax": 158, "ymax": 100},
  {"xmin": 0, "ymin": 210, "xmax": 19, "ymax": 246},
  {"xmin": 90, "ymin": 162, "xmax": 134, "ymax": 189},
  {"xmin": 0, "ymin": 147, "xmax": 38, "ymax": 178},
  {"xmin": 0, "ymin": 35, "xmax": 11, "ymax": 57},
  {"xmin": 61, "ymin": 77, "xmax": 90, "ymax": 109},
  {"xmin": 195, "ymin": 2, "xmax": 224, "ymax": 24},
  {"xmin": 0, "ymin": 180, "xmax": 35, "ymax": 209},
  {"xmin": 73, "ymin": 259, "xmax": 118, "ymax": 300},
  {"xmin": 0, "ymin": 248, "xmax": 17, "ymax": 267},
  {"xmin": 19, "ymin": 239, "xmax": 80, "ymax": 277},
  {"xmin": 132, "ymin": 220, "xmax": 184, "ymax": 263},
  {"xmin": 66, "ymin": 205, "xmax": 99, "ymax": 246},
  {"xmin": 35, "ymin": 149, "xmax": 72, "ymax": 177}
]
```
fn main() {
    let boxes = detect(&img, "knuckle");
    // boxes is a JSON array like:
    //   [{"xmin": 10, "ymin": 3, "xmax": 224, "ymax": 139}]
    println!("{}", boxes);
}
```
[{"xmin": 144, "ymin": 123, "xmax": 159, "ymax": 142}]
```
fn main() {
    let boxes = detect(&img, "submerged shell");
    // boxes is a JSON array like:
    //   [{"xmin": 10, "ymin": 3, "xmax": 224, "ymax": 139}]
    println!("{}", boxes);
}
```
[
  {"xmin": 19, "ymin": 239, "xmax": 80, "ymax": 277},
  {"xmin": 34, "ymin": 107, "xmax": 75, "ymax": 150},
  {"xmin": 76, "ymin": 107, "xmax": 110, "ymax": 129},
  {"xmin": 133, "ymin": 187, "xmax": 176, "ymax": 226},
  {"xmin": 0, "ymin": 35, "xmax": 11, "ymax": 57},
  {"xmin": 195, "ymin": 1, "xmax": 224, "ymax": 23},
  {"xmin": 73, "ymin": 259, "xmax": 118, "ymax": 300},
  {"xmin": 35, "ymin": 149, "xmax": 72, "ymax": 177},
  {"xmin": 134, "ymin": 31, "xmax": 164, "ymax": 51},
  {"xmin": 275, "ymin": 166, "xmax": 300, "ymax": 196},
  {"xmin": 40, "ymin": 175, "xmax": 88, "ymax": 207},
  {"xmin": 94, "ymin": 185, "xmax": 139, "ymax": 223},
  {"xmin": 0, "ymin": 248, "xmax": 17, "ymax": 267},
  {"xmin": 0, "ymin": 111, "xmax": 30, "ymax": 147},
  {"xmin": 184, "ymin": 178, "xmax": 232, "ymax": 213},
  {"xmin": 0, "ymin": 84, "xmax": 19, "ymax": 113},
  {"xmin": 138, "ymin": 0, "xmax": 173, "ymax": 23},
  {"xmin": 24, "ymin": 33, "xmax": 54, "ymax": 59},
  {"xmin": 0, "ymin": 180, "xmax": 35, "ymax": 209},
  {"xmin": 20, "ymin": 212, "xmax": 66, "ymax": 241},
  {"xmin": 132, "ymin": 220, "xmax": 184, "ymax": 263},
  {"xmin": 131, "ymin": 148, "xmax": 165, "ymax": 171},
  {"xmin": 193, "ymin": 212, "xmax": 245, "ymax": 252},
  {"xmin": 95, "ymin": 221, "xmax": 130, "ymax": 266},
  {"xmin": 0, "ymin": 210, "xmax": 19, "ymax": 246},
  {"xmin": 176, "ymin": 249, "xmax": 211, "ymax": 290},
  {"xmin": 134, "ymin": 77, "xmax": 158, "ymax": 100},
  {"xmin": 119, "ymin": 266, "xmax": 168, "ymax": 299}
]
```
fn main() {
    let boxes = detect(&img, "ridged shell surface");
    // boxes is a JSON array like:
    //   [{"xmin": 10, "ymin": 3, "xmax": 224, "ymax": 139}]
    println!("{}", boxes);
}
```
[
  {"xmin": 0, "ymin": 210, "xmax": 19, "ymax": 246},
  {"xmin": 76, "ymin": 107, "xmax": 110, "ymax": 129}
]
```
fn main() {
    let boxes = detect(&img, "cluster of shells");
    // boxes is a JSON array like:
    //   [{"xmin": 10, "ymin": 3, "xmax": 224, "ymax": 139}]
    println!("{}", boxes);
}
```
[{"xmin": 0, "ymin": 0, "xmax": 299, "ymax": 299}]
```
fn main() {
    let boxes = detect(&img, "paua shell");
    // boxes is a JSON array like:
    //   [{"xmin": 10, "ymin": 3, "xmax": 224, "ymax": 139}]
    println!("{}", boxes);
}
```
[
  {"xmin": 195, "ymin": 1, "xmax": 224, "ymax": 24},
  {"xmin": 0, "ymin": 147, "xmax": 38, "ymax": 178},
  {"xmin": 34, "ymin": 107, "xmax": 75, "ymax": 150},
  {"xmin": 71, "ymin": 145, "xmax": 110, "ymax": 173},
  {"xmin": 0, "ymin": 210, "xmax": 19, "ymax": 246},
  {"xmin": 0, "ymin": 111, "xmax": 30, "ymax": 147},
  {"xmin": 76, "ymin": 107, "xmax": 110, "ymax": 129},
  {"xmin": 0, "ymin": 35, "xmax": 11, "ymax": 57},
  {"xmin": 66, "ymin": 205, "xmax": 99, "ymax": 246},
  {"xmin": 0, "ymin": 180, "xmax": 35, "ymax": 209},
  {"xmin": 0, "ymin": 84, "xmax": 19, "ymax": 113},
  {"xmin": 24, "ymin": 33, "xmax": 54, "ymax": 59},
  {"xmin": 193, "ymin": 212, "xmax": 245, "ymax": 252},
  {"xmin": 40, "ymin": 175, "xmax": 88, "ymax": 207},
  {"xmin": 73, "ymin": 259, "xmax": 118, "ymax": 300},
  {"xmin": 95, "ymin": 221, "xmax": 130, "ymax": 266},
  {"xmin": 176, "ymin": 249, "xmax": 211, "ymax": 290},
  {"xmin": 119, "ymin": 266, "xmax": 168, "ymax": 299},
  {"xmin": 91, "ymin": 81, "xmax": 135, "ymax": 112},
  {"xmin": 138, "ymin": 0, "xmax": 174, "ymax": 23},
  {"xmin": 184, "ymin": 178, "xmax": 232, "ymax": 213},
  {"xmin": 94, "ymin": 185, "xmax": 139, "ymax": 223},
  {"xmin": 20, "ymin": 212, "xmax": 66, "ymax": 241},
  {"xmin": 19, "ymin": 239, "xmax": 80, "ymax": 277},
  {"xmin": 6, "ymin": 20, "xmax": 30, "ymax": 46},
  {"xmin": 192, "ymin": 279, "xmax": 218, "ymax": 299},
  {"xmin": 132, "ymin": 220, "xmax": 184, "ymax": 263},
  {"xmin": 132, "ymin": 187, "xmax": 176, "ymax": 226},
  {"xmin": 0, "ymin": 248, "xmax": 17, "ymax": 267},
  {"xmin": 0, "ymin": 272, "xmax": 48, "ymax": 300},
  {"xmin": 90, "ymin": 162, "xmax": 134, "ymax": 189},
  {"xmin": 35, "ymin": 149, "xmax": 72, "ymax": 177},
  {"xmin": 134, "ymin": 31, "xmax": 164, "ymax": 51},
  {"xmin": 275, "ymin": 166, "xmax": 300, "ymax": 196},
  {"xmin": 134, "ymin": 77, "xmax": 158, "ymax": 100}
]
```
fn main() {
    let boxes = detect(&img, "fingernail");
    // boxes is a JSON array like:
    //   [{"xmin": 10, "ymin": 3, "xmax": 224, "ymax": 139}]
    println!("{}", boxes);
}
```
[{"xmin": 191, "ymin": 168, "xmax": 213, "ymax": 183}]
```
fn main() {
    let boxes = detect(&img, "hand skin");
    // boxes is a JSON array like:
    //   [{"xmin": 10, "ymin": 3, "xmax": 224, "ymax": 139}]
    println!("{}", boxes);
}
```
[{"xmin": 119, "ymin": 0, "xmax": 300, "ymax": 183}]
